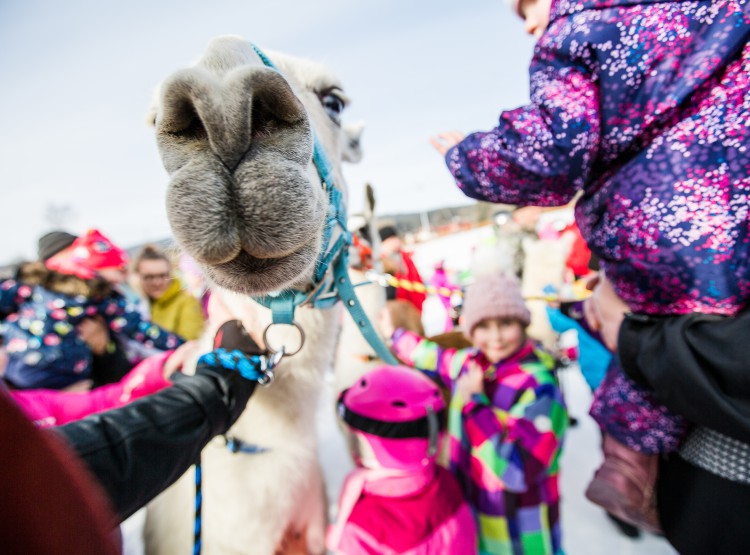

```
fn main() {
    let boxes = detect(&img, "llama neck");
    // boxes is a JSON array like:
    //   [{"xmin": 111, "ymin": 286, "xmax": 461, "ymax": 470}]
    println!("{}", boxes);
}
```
[{"xmin": 218, "ymin": 292, "xmax": 340, "ymax": 447}]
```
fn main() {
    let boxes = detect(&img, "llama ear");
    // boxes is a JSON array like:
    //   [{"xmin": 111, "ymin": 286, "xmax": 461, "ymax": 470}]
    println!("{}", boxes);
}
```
[
  {"xmin": 145, "ymin": 85, "xmax": 161, "ymax": 127},
  {"xmin": 145, "ymin": 106, "xmax": 158, "ymax": 127},
  {"xmin": 365, "ymin": 183, "xmax": 376, "ymax": 212},
  {"xmin": 341, "ymin": 120, "xmax": 365, "ymax": 163}
]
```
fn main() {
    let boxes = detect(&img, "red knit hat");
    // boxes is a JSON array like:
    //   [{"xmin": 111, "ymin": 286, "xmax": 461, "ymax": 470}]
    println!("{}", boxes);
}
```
[
  {"xmin": 46, "ymin": 229, "xmax": 128, "ymax": 280},
  {"xmin": 462, "ymin": 272, "xmax": 531, "ymax": 336}
]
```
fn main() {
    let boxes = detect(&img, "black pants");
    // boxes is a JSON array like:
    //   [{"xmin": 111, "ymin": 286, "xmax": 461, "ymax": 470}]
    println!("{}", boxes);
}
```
[{"xmin": 658, "ymin": 455, "xmax": 750, "ymax": 554}]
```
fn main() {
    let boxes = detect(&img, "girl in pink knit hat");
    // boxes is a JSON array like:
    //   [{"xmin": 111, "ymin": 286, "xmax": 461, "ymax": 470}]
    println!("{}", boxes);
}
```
[{"xmin": 380, "ymin": 272, "xmax": 568, "ymax": 555}]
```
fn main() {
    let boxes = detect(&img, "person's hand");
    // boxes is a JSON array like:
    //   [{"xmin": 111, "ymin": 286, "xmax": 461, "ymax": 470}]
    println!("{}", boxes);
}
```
[
  {"xmin": 583, "ymin": 273, "xmax": 630, "ymax": 351},
  {"xmin": 77, "ymin": 316, "xmax": 110, "ymax": 356},
  {"xmin": 62, "ymin": 379, "xmax": 93, "ymax": 393},
  {"xmin": 162, "ymin": 340, "xmax": 199, "ymax": 378},
  {"xmin": 378, "ymin": 307, "xmax": 395, "ymax": 340},
  {"xmin": 456, "ymin": 362, "xmax": 484, "ymax": 400},
  {"xmin": 430, "ymin": 132, "xmax": 465, "ymax": 156}
]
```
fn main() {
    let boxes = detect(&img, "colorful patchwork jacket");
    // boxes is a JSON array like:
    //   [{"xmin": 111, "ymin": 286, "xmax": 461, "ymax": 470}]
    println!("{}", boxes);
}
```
[
  {"xmin": 391, "ymin": 329, "xmax": 567, "ymax": 555},
  {"xmin": 0, "ymin": 279, "xmax": 183, "ymax": 389},
  {"xmin": 447, "ymin": 0, "xmax": 750, "ymax": 316}
]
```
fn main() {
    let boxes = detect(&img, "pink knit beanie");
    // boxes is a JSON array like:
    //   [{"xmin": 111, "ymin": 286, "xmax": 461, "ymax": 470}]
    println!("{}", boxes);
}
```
[{"xmin": 462, "ymin": 272, "xmax": 531, "ymax": 336}]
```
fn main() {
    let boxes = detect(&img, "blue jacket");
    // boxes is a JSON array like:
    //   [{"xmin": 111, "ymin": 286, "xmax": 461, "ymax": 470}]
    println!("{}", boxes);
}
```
[{"xmin": 0, "ymin": 279, "xmax": 183, "ymax": 389}]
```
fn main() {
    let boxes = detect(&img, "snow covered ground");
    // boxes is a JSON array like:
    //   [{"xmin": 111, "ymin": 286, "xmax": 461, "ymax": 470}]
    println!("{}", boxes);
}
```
[{"xmin": 123, "ymin": 226, "xmax": 677, "ymax": 554}]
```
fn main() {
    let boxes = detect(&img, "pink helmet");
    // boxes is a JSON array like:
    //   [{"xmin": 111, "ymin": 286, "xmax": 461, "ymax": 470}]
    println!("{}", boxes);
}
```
[{"xmin": 338, "ymin": 365, "xmax": 446, "ymax": 470}]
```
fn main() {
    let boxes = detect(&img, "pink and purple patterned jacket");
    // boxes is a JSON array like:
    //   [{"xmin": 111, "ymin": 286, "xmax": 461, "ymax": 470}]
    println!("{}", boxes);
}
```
[{"xmin": 447, "ymin": 0, "xmax": 750, "ymax": 317}]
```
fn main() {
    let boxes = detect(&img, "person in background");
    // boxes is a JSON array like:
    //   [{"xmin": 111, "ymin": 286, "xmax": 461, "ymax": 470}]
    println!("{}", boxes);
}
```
[
  {"xmin": 379, "ymin": 225, "xmax": 427, "ymax": 314},
  {"xmin": 178, "ymin": 252, "xmax": 211, "ymax": 319},
  {"xmin": 36, "ymin": 231, "xmax": 78, "ymax": 264},
  {"xmin": 381, "ymin": 272, "xmax": 567, "ymax": 555},
  {"xmin": 328, "ymin": 365, "xmax": 477, "ymax": 554},
  {"xmin": 31, "ymin": 230, "xmax": 135, "ymax": 387},
  {"xmin": 430, "ymin": 260, "xmax": 461, "ymax": 333},
  {"xmin": 1, "ymin": 229, "xmax": 183, "ymax": 390},
  {"xmin": 132, "ymin": 245, "xmax": 205, "ymax": 340}
]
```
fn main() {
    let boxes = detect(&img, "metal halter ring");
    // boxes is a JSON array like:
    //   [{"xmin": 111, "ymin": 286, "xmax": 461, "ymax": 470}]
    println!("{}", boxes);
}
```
[
  {"xmin": 262, "ymin": 321, "xmax": 306, "ymax": 358},
  {"xmin": 257, "ymin": 369, "xmax": 274, "ymax": 387}
]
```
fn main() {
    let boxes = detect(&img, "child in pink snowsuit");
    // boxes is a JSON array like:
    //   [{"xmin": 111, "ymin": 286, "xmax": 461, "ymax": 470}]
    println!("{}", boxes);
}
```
[
  {"xmin": 8, "ymin": 347, "xmax": 188, "ymax": 428},
  {"xmin": 328, "ymin": 365, "xmax": 477, "ymax": 555}
]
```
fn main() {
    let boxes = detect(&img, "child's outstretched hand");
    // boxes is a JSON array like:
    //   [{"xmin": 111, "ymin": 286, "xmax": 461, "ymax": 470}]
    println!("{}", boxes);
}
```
[
  {"xmin": 162, "ymin": 340, "xmax": 198, "ymax": 379},
  {"xmin": 430, "ymin": 132, "xmax": 465, "ymax": 156},
  {"xmin": 456, "ymin": 362, "xmax": 484, "ymax": 401},
  {"xmin": 584, "ymin": 273, "xmax": 630, "ymax": 351}
]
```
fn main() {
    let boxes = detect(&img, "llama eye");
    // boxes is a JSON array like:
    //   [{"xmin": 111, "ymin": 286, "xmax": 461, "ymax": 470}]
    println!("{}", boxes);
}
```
[{"xmin": 319, "ymin": 90, "xmax": 346, "ymax": 124}]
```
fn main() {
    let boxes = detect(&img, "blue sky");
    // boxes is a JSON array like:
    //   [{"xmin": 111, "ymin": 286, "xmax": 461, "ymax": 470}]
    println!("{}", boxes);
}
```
[{"xmin": 0, "ymin": 1, "xmax": 535, "ymax": 262}]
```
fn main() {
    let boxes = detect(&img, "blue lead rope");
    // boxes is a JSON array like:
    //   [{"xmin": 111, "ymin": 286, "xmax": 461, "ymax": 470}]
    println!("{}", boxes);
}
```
[
  {"xmin": 193, "ymin": 461, "xmax": 202, "ymax": 555},
  {"xmin": 192, "ymin": 348, "xmax": 281, "ymax": 555},
  {"xmin": 198, "ymin": 349, "xmax": 266, "ymax": 381}
]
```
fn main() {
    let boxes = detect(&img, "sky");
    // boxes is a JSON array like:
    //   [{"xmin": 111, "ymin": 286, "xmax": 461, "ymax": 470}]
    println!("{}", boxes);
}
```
[{"xmin": 0, "ymin": 0, "xmax": 536, "ymax": 263}]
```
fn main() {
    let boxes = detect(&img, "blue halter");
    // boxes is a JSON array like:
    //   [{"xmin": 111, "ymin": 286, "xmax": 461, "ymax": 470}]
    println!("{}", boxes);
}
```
[{"xmin": 249, "ymin": 43, "xmax": 397, "ymax": 365}]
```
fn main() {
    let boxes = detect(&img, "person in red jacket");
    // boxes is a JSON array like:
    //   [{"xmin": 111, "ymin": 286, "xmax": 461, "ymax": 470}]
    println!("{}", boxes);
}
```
[{"xmin": 379, "ymin": 225, "xmax": 427, "ymax": 314}]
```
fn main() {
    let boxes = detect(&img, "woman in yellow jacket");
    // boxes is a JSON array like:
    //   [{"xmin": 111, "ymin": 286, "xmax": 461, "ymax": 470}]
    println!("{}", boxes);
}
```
[{"xmin": 133, "ymin": 245, "xmax": 205, "ymax": 340}]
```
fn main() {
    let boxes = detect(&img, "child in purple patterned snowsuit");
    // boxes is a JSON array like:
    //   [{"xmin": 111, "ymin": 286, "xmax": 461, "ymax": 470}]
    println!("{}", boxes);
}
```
[{"xmin": 431, "ymin": 0, "xmax": 750, "ymax": 536}]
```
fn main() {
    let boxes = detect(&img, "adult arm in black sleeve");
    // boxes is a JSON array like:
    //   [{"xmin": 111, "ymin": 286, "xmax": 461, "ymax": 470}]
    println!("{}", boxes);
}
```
[
  {"xmin": 53, "ymin": 358, "xmax": 256, "ymax": 521},
  {"xmin": 618, "ymin": 310, "xmax": 750, "ymax": 444}
]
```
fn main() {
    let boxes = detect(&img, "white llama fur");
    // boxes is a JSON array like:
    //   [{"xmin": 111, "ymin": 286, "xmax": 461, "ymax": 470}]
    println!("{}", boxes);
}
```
[{"xmin": 144, "ymin": 36, "xmax": 354, "ymax": 555}]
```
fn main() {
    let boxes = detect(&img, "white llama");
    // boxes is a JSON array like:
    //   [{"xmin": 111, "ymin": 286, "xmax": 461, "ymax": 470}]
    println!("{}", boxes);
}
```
[{"xmin": 144, "ymin": 36, "xmax": 358, "ymax": 555}]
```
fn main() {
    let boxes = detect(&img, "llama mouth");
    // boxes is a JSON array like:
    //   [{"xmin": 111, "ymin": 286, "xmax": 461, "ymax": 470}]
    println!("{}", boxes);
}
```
[
  {"xmin": 217, "ymin": 249, "xmax": 288, "ymax": 274},
  {"xmin": 206, "ymin": 239, "xmax": 319, "ymax": 295}
]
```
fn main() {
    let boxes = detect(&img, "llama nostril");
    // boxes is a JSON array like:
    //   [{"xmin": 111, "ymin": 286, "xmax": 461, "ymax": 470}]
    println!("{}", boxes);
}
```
[
  {"xmin": 251, "ymin": 100, "xmax": 282, "ymax": 141},
  {"xmin": 169, "ymin": 105, "xmax": 207, "ymax": 141},
  {"xmin": 157, "ymin": 74, "xmax": 211, "ymax": 141}
]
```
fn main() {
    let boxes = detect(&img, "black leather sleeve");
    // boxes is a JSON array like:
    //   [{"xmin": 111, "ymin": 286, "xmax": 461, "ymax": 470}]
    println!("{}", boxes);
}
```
[
  {"xmin": 618, "ymin": 310, "xmax": 750, "ymax": 444},
  {"xmin": 54, "ymin": 365, "xmax": 256, "ymax": 521}
]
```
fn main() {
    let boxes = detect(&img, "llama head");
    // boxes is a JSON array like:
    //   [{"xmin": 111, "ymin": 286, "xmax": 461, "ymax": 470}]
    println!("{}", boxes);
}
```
[{"xmin": 151, "ymin": 36, "xmax": 350, "ymax": 295}]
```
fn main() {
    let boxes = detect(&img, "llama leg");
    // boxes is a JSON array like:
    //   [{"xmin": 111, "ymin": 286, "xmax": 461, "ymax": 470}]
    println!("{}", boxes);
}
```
[
  {"xmin": 282, "ymin": 458, "xmax": 327, "ymax": 555},
  {"xmin": 303, "ymin": 462, "xmax": 328, "ymax": 554}
]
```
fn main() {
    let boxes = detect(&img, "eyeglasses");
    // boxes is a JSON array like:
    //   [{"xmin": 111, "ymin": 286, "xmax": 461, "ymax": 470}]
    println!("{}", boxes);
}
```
[{"xmin": 141, "ymin": 273, "xmax": 172, "ymax": 283}]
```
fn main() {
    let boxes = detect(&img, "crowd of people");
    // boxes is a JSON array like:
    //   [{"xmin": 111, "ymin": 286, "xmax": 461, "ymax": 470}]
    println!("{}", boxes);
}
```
[{"xmin": 2, "ymin": 0, "xmax": 748, "ymax": 552}]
